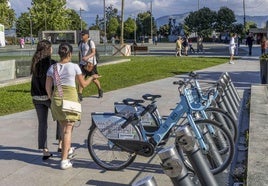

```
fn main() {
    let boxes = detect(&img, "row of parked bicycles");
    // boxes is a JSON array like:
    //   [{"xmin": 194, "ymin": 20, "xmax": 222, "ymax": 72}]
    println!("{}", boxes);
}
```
[{"xmin": 86, "ymin": 71, "xmax": 238, "ymax": 178}]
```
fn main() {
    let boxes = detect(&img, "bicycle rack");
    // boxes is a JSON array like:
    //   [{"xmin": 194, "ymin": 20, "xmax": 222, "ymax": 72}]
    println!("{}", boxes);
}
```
[
  {"xmin": 215, "ymin": 72, "xmax": 242, "ymax": 121},
  {"xmin": 175, "ymin": 125, "xmax": 219, "ymax": 186},
  {"xmin": 132, "ymin": 175, "xmax": 157, "ymax": 186},
  {"xmin": 158, "ymin": 145, "xmax": 194, "ymax": 186}
]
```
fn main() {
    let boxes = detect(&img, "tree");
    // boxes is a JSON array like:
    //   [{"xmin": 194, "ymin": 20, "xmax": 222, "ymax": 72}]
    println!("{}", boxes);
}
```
[
  {"xmin": 30, "ymin": 0, "xmax": 70, "ymax": 31},
  {"xmin": 107, "ymin": 17, "xmax": 119, "ymax": 38},
  {"xmin": 184, "ymin": 7, "xmax": 217, "ymax": 37},
  {"xmin": 245, "ymin": 21, "xmax": 257, "ymax": 33},
  {"xmin": 136, "ymin": 11, "xmax": 154, "ymax": 39},
  {"xmin": 16, "ymin": 12, "xmax": 31, "ymax": 37},
  {"xmin": 16, "ymin": 0, "xmax": 86, "ymax": 37},
  {"xmin": 124, "ymin": 17, "xmax": 135, "ymax": 40},
  {"xmin": 214, "ymin": 7, "xmax": 236, "ymax": 33},
  {"xmin": 67, "ymin": 9, "xmax": 86, "ymax": 30},
  {"xmin": 0, "ymin": 0, "xmax": 16, "ymax": 29},
  {"xmin": 158, "ymin": 24, "xmax": 170, "ymax": 38}
]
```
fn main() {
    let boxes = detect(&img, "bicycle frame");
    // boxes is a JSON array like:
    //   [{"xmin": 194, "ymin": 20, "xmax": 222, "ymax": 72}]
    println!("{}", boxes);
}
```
[{"xmin": 149, "ymin": 90, "xmax": 211, "ymax": 152}]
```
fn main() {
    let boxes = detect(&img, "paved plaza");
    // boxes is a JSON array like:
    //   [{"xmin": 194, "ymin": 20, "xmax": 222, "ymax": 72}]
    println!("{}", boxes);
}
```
[{"xmin": 0, "ymin": 43, "xmax": 265, "ymax": 186}]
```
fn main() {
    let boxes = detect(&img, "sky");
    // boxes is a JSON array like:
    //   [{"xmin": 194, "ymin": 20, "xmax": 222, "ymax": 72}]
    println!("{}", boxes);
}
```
[{"xmin": 8, "ymin": 0, "xmax": 268, "ymax": 24}]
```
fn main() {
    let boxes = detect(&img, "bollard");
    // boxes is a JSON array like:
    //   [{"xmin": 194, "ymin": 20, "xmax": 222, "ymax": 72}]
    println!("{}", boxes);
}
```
[
  {"xmin": 175, "ymin": 125, "xmax": 219, "ymax": 186},
  {"xmin": 132, "ymin": 175, "xmax": 157, "ymax": 186},
  {"xmin": 158, "ymin": 145, "xmax": 194, "ymax": 186},
  {"xmin": 222, "ymin": 72, "xmax": 241, "ymax": 103},
  {"xmin": 219, "ymin": 78, "xmax": 239, "ymax": 113}
]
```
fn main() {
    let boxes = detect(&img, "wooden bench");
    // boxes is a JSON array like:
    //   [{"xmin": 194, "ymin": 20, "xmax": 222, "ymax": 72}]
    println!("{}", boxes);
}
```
[{"xmin": 132, "ymin": 46, "xmax": 148, "ymax": 55}]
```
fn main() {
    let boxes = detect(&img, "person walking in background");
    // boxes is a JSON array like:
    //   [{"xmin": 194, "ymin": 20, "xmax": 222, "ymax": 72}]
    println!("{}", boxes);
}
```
[
  {"xmin": 183, "ymin": 35, "xmax": 189, "ymax": 56},
  {"xmin": 246, "ymin": 32, "xmax": 254, "ymax": 56},
  {"xmin": 30, "ymin": 39, "xmax": 59, "ymax": 160},
  {"xmin": 197, "ymin": 36, "xmax": 204, "ymax": 53},
  {"xmin": 175, "ymin": 36, "xmax": 183, "ymax": 57},
  {"xmin": 19, "ymin": 37, "xmax": 25, "ymax": 49},
  {"xmin": 46, "ymin": 43, "xmax": 99, "ymax": 170},
  {"xmin": 229, "ymin": 33, "xmax": 237, "ymax": 64},
  {"xmin": 260, "ymin": 36, "xmax": 268, "ymax": 55},
  {"xmin": 188, "ymin": 38, "xmax": 195, "ymax": 53},
  {"xmin": 78, "ymin": 30, "xmax": 103, "ymax": 101}
]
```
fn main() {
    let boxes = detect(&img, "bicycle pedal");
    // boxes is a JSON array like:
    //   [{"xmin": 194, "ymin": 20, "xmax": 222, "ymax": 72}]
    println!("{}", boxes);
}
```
[{"xmin": 158, "ymin": 141, "xmax": 167, "ymax": 146}]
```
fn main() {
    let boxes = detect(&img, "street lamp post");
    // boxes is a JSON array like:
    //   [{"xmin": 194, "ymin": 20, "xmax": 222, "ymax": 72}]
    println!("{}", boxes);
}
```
[
  {"xmin": 79, "ymin": 8, "xmax": 84, "ymax": 31},
  {"xmin": 130, "ymin": 14, "xmax": 137, "ymax": 42},
  {"xmin": 29, "ymin": 11, "xmax": 33, "ymax": 48},
  {"xmin": 243, "ymin": 0, "xmax": 246, "ymax": 31},
  {"xmin": 150, "ymin": 0, "xmax": 153, "ymax": 43},
  {"xmin": 143, "ymin": 0, "xmax": 153, "ymax": 43},
  {"xmin": 134, "ymin": 17, "xmax": 137, "ymax": 43},
  {"xmin": 104, "ymin": 0, "xmax": 107, "ymax": 40},
  {"xmin": 120, "ymin": 0, "xmax": 124, "ymax": 45}
]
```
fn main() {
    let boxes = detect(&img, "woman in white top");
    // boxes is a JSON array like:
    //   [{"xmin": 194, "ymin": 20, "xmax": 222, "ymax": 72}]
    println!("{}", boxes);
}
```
[{"xmin": 46, "ymin": 43, "xmax": 99, "ymax": 169}]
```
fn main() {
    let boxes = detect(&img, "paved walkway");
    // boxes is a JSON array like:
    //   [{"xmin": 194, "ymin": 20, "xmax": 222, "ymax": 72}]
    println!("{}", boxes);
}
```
[{"xmin": 0, "ymin": 54, "xmax": 261, "ymax": 186}]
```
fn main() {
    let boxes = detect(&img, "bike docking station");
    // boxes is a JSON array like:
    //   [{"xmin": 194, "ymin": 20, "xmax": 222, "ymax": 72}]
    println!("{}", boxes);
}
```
[
  {"xmin": 174, "ymin": 125, "xmax": 218, "ymax": 186},
  {"xmin": 132, "ymin": 175, "xmax": 158, "ymax": 186},
  {"xmin": 215, "ymin": 72, "xmax": 241, "ymax": 121},
  {"xmin": 158, "ymin": 144, "xmax": 194, "ymax": 186}
]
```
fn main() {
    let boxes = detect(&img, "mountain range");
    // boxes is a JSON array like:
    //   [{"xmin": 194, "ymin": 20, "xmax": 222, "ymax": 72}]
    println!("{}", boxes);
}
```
[{"xmin": 155, "ymin": 13, "xmax": 268, "ymax": 29}]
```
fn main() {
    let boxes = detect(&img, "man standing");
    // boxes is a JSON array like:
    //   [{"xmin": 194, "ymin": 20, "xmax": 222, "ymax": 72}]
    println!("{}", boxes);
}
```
[
  {"xmin": 78, "ymin": 30, "xmax": 103, "ymax": 101},
  {"xmin": 229, "ymin": 33, "xmax": 237, "ymax": 64},
  {"xmin": 246, "ymin": 32, "xmax": 254, "ymax": 56}
]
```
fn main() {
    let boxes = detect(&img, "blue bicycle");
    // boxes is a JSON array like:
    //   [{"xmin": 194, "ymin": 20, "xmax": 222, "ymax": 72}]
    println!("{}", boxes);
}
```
[
  {"xmin": 87, "ymin": 80, "xmax": 235, "ymax": 175},
  {"xmin": 114, "ymin": 72, "xmax": 237, "ymax": 142}
]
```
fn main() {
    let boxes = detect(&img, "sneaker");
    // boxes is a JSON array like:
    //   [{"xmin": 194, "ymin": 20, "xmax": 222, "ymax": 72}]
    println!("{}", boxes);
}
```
[
  {"xmin": 98, "ymin": 89, "xmax": 103, "ymax": 98},
  {"xmin": 68, "ymin": 147, "xmax": 76, "ymax": 159},
  {"xmin": 229, "ymin": 61, "xmax": 234, "ymax": 64},
  {"xmin": 78, "ymin": 93, "xmax": 83, "ymax": 102},
  {"xmin": 60, "ymin": 159, "xmax": 72, "ymax": 170}
]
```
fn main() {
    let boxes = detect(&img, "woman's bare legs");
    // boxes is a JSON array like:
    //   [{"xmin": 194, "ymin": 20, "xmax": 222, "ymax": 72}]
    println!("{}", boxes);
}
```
[{"xmin": 59, "ymin": 121, "xmax": 74, "ymax": 169}]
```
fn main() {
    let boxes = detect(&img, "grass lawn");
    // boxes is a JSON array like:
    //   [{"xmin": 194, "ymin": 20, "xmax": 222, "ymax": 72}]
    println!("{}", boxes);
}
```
[{"xmin": 0, "ymin": 56, "xmax": 227, "ymax": 116}]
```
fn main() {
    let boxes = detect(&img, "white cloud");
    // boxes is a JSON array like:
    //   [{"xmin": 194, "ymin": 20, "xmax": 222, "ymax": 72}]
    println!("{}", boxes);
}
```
[{"xmin": 9, "ymin": 0, "xmax": 268, "ymax": 21}]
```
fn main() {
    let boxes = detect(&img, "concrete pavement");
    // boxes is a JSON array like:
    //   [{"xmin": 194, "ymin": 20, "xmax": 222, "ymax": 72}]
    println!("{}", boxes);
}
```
[{"xmin": 0, "ymin": 44, "xmax": 264, "ymax": 186}]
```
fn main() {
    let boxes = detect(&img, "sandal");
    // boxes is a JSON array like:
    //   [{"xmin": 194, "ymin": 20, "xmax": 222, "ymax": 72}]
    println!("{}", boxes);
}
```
[{"xmin": 42, "ymin": 150, "xmax": 53, "ymax": 160}]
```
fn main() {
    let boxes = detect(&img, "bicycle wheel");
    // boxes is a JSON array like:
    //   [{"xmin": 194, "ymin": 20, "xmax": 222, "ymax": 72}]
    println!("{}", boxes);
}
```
[
  {"xmin": 176, "ymin": 119, "xmax": 235, "ymax": 175},
  {"xmin": 204, "ymin": 107, "xmax": 238, "ymax": 142},
  {"xmin": 87, "ymin": 125, "xmax": 138, "ymax": 170}
]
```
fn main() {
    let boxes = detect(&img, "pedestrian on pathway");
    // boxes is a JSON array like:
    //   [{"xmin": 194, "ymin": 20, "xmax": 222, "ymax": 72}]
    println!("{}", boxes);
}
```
[
  {"xmin": 183, "ymin": 35, "xmax": 189, "ymax": 56},
  {"xmin": 30, "ymin": 39, "xmax": 60, "ymax": 160},
  {"xmin": 46, "ymin": 43, "xmax": 99, "ymax": 170},
  {"xmin": 229, "ymin": 33, "xmax": 237, "ymax": 64},
  {"xmin": 188, "ymin": 38, "xmax": 195, "ymax": 53},
  {"xmin": 19, "ymin": 37, "xmax": 25, "ymax": 49},
  {"xmin": 197, "ymin": 36, "xmax": 204, "ymax": 53},
  {"xmin": 246, "ymin": 32, "xmax": 254, "ymax": 56},
  {"xmin": 78, "ymin": 30, "xmax": 103, "ymax": 101},
  {"xmin": 260, "ymin": 36, "xmax": 268, "ymax": 55},
  {"xmin": 175, "ymin": 36, "xmax": 183, "ymax": 57}
]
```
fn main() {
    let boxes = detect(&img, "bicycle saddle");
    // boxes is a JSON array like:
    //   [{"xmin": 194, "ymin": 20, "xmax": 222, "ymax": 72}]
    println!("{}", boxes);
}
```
[
  {"xmin": 122, "ymin": 98, "xmax": 144, "ymax": 106},
  {"xmin": 189, "ymin": 71, "xmax": 199, "ymax": 78},
  {"xmin": 142, "ymin": 94, "xmax": 161, "ymax": 101}
]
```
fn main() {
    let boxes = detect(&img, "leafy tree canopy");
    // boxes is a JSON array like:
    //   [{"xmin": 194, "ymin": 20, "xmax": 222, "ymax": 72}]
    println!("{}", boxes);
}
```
[{"xmin": 0, "ymin": 0, "xmax": 16, "ymax": 29}]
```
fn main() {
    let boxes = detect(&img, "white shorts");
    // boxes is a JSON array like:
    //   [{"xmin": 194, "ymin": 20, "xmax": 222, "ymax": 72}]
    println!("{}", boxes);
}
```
[{"xmin": 229, "ymin": 47, "xmax": 235, "ymax": 55}]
